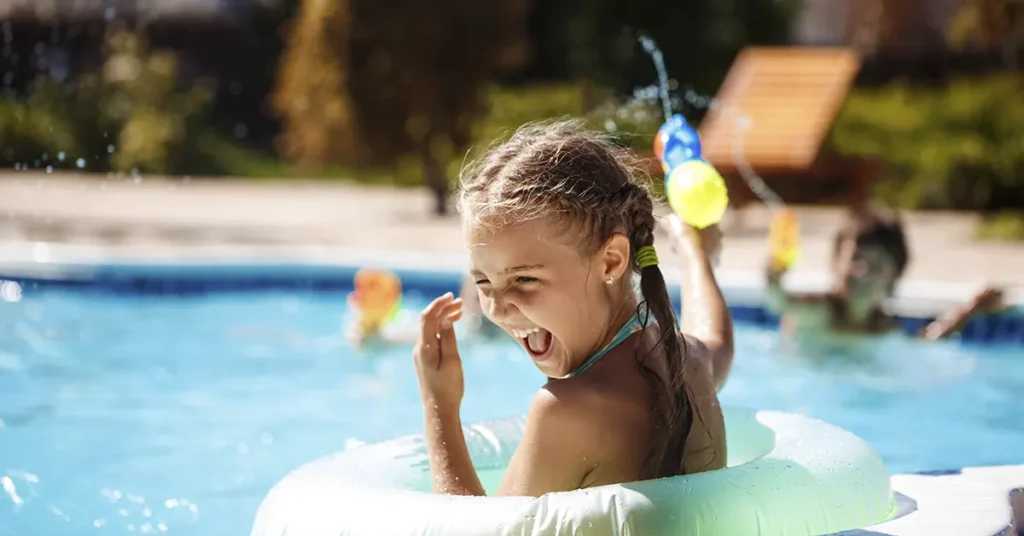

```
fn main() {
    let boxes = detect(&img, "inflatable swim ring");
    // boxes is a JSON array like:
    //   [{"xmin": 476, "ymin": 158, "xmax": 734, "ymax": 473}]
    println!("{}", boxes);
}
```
[{"xmin": 252, "ymin": 408, "xmax": 893, "ymax": 535}]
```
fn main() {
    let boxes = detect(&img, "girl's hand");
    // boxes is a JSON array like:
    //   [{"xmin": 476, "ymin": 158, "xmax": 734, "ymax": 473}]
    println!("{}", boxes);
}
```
[
  {"xmin": 668, "ymin": 213, "xmax": 722, "ymax": 266},
  {"xmin": 413, "ymin": 292, "xmax": 465, "ymax": 414},
  {"xmin": 970, "ymin": 286, "xmax": 1005, "ymax": 313}
]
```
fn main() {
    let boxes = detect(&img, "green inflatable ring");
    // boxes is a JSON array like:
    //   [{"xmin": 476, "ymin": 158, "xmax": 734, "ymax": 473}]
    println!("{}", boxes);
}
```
[{"xmin": 251, "ymin": 408, "xmax": 894, "ymax": 535}]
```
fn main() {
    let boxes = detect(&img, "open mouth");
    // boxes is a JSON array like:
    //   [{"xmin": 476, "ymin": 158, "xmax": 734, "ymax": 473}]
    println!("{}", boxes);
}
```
[{"xmin": 510, "ymin": 327, "xmax": 553, "ymax": 361}]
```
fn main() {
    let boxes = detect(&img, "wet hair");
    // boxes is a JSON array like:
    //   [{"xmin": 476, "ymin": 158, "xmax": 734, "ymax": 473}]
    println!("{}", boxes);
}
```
[
  {"xmin": 457, "ymin": 119, "xmax": 693, "ymax": 477},
  {"xmin": 833, "ymin": 203, "xmax": 910, "ymax": 286}
]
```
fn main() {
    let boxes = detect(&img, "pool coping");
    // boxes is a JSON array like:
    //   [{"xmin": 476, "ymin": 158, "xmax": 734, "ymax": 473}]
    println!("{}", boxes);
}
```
[
  {"xmin": 3, "ymin": 241, "xmax": 1024, "ymax": 347},
  {"xmin": 833, "ymin": 465, "xmax": 1024, "ymax": 536},
  {"xmin": 2, "ymin": 241, "xmax": 1021, "ymax": 313}
]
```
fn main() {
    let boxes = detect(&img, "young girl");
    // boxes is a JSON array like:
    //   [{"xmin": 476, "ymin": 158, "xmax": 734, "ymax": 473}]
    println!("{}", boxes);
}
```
[
  {"xmin": 766, "ymin": 203, "xmax": 1004, "ymax": 340},
  {"xmin": 412, "ymin": 120, "xmax": 734, "ymax": 497}
]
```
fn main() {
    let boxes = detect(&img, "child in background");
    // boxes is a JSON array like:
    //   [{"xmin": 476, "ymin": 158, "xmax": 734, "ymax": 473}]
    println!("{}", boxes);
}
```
[
  {"xmin": 345, "ymin": 272, "xmax": 499, "ymax": 350},
  {"xmin": 765, "ymin": 203, "xmax": 1004, "ymax": 340}
]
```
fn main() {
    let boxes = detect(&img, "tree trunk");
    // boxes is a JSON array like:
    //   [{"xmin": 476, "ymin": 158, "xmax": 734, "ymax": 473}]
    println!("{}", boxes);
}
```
[
  {"xmin": 423, "ymin": 151, "xmax": 449, "ymax": 216},
  {"xmin": 1004, "ymin": 8, "xmax": 1022, "ymax": 70}
]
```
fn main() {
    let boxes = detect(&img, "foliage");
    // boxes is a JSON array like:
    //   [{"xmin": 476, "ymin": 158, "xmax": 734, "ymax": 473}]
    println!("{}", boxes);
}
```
[
  {"xmin": 828, "ymin": 75, "xmax": 1024, "ymax": 211},
  {"xmin": 975, "ymin": 212, "xmax": 1024, "ymax": 241},
  {"xmin": 0, "ymin": 26, "xmax": 213, "ymax": 175},
  {"xmin": 528, "ymin": 0, "xmax": 800, "ymax": 96},
  {"xmin": 272, "ymin": 0, "xmax": 529, "ymax": 213},
  {"xmin": 948, "ymin": 0, "xmax": 1023, "ymax": 67}
]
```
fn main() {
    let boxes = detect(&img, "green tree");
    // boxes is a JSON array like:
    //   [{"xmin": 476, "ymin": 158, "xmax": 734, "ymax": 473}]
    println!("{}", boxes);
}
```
[
  {"xmin": 528, "ymin": 0, "xmax": 799, "ymax": 97},
  {"xmin": 0, "ymin": 25, "xmax": 213, "ymax": 174},
  {"xmin": 273, "ymin": 0, "xmax": 528, "ymax": 214},
  {"xmin": 830, "ymin": 75, "xmax": 1024, "ymax": 211}
]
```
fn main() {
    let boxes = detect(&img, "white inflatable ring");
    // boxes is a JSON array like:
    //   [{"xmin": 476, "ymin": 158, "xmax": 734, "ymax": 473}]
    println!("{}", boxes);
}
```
[{"xmin": 251, "ymin": 408, "xmax": 893, "ymax": 535}]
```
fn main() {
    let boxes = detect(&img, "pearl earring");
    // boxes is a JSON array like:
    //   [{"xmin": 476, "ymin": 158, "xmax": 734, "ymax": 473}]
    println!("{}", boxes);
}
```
[{"xmin": 605, "ymin": 277, "xmax": 615, "ymax": 285}]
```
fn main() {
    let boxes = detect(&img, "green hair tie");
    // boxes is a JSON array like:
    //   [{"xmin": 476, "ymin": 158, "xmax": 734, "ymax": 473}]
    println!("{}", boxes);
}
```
[{"xmin": 636, "ymin": 245, "xmax": 659, "ymax": 270}]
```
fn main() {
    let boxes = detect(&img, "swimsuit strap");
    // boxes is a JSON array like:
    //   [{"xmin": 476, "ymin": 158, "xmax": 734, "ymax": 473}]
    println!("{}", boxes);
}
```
[{"xmin": 558, "ymin": 306, "xmax": 648, "ymax": 379}]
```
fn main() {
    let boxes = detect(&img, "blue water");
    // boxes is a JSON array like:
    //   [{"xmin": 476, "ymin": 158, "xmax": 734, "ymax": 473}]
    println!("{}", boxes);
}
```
[{"xmin": 1, "ymin": 288, "xmax": 1022, "ymax": 535}]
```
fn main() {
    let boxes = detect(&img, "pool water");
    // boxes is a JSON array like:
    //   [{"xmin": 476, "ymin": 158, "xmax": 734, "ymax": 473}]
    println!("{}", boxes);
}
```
[{"xmin": 1, "ymin": 288, "xmax": 1022, "ymax": 535}]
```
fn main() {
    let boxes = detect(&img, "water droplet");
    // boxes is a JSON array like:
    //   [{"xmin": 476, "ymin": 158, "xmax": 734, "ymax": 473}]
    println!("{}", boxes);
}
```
[
  {"xmin": 107, "ymin": 144, "xmax": 115, "ymax": 154},
  {"xmin": 75, "ymin": 158, "xmax": 86, "ymax": 168},
  {"xmin": 93, "ymin": 518, "xmax": 107, "ymax": 528},
  {"xmin": 57, "ymin": 151, "xmax": 65, "ymax": 161},
  {"xmin": 1, "ymin": 476, "xmax": 22, "ymax": 506},
  {"xmin": 45, "ymin": 165, "xmax": 53, "ymax": 174},
  {"xmin": 104, "ymin": 7, "xmax": 116, "ymax": 21}
]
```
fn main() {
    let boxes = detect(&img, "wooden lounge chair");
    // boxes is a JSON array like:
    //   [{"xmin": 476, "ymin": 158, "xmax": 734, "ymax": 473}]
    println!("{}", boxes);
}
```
[{"xmin": 698, "ymin": 46, "xmax": 875, "ymax": 213}]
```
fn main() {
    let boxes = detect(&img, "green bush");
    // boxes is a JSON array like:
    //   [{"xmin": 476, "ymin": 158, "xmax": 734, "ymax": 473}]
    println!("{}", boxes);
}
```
[
  {"xmin": 0, "ymin": 27, "xmax": 213, "ymax": 175},
  {"xmin": 829, "ymin": 75, "xmax": 1024, "ymax": 211},
  {"xmin": 976, "ymin": 211, "xmax": 1024, "ymax": 241}
]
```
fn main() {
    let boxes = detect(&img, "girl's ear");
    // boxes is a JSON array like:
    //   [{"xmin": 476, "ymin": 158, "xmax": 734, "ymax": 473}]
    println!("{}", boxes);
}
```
[{"xmin": 598, "ymin": 233, "xmax": 631, "ymax": 283}]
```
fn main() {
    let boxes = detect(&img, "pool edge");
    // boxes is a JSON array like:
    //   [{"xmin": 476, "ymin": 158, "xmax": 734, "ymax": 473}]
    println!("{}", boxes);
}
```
[
  {"xmin": 2, "ymin": 241, "xmax": 1020, "ymax": 310},
  {"xmin": 831, "ymin": 465, "xmax": 1024, "ymax": 536}
]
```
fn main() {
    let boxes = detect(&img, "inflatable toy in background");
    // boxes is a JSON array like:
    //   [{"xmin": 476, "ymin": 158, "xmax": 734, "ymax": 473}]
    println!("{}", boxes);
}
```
[
  {"xmin": 769, "ymin": 207, "xmax": 802, "ymax": 270},
  {"xmin": 348, "ymin": 269, "xmax": 402, "ymax": 335}
]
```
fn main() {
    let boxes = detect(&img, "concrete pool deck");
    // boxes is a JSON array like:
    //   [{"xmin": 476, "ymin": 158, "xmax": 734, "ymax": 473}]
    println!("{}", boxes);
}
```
[
  {"xmin": 1, "ymin": 173, "xmax": 1023, "ymax": 297},
  {"xmin": 839, "ymin": 465, "xmax": 1024, "ymax": 536}
]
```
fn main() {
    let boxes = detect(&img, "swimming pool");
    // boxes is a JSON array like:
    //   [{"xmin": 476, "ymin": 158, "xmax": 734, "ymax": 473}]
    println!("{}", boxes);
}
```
[{"xmin": 1, "ymin": 271, "xmax": 1022, "ymax": 535}]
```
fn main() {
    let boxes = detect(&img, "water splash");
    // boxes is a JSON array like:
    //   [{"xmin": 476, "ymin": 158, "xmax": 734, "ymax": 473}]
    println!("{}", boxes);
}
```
[
  {"xmin": 637, "ymin": 35, "xmax": 784, "ymax": 208},
  {"xmin": 638, "ymin": 36, "xmax": 672, "ymax": 122}
]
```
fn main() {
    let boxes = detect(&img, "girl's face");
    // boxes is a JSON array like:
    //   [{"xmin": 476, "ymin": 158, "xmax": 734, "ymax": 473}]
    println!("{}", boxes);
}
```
[
  {"xmin": 466, "ymin": 217, "xmax": 631, "ymax": 378},
  {"xmin": 834, "ymin": 238, "xmax": 898, "ymax": 312}
]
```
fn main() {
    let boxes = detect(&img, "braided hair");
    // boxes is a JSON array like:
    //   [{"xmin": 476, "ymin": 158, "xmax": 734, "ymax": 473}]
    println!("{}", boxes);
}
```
[{"xmin": 458, "ymin": 119, "xmax": 694, "ymax": 477}]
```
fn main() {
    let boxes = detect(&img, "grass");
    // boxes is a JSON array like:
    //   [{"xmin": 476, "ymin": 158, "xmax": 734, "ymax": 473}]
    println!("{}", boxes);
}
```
[{"xmin": 975, "ymin": 212, "xmax": 1024, "ymax": 242}]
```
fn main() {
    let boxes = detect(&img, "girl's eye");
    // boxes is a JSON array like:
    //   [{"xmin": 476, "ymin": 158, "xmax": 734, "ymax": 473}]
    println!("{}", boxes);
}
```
[
  {"xmin": 515, "ymin": 276, "xmax": 538, "ymax": 284},
  {"xmin": 474, "ymin": 279, "xmax": 489, "ymax": 286}
]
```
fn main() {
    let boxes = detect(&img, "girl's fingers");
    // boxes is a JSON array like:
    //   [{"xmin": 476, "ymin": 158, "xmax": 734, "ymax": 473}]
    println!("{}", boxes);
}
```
[{"xmin": 419, "ymin": 292, "xmax": 454, "ymax": 344}]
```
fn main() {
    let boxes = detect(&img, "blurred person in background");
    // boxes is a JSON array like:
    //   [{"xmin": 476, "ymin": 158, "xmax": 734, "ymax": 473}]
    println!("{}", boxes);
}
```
[
  {"xmin": 346, "ymin": 274, "xmax": 500, "ymax": 350},
  {"xmin": 765, "ymin": 203, "xmax": 1005, "ymax": 340}
]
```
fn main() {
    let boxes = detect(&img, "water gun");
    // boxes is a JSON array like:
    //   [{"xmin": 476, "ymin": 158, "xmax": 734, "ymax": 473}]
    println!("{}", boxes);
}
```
[
  {"xmin": 768, "ymin": 208, "xmax": 801, "ymax": 270},
  {"xmin": 349, "ymin": 269, "xmax": 402, "ymax": 333},
  {"xmin": 654, "ymin": 114, "xmax": 729, "ymax": 229}
]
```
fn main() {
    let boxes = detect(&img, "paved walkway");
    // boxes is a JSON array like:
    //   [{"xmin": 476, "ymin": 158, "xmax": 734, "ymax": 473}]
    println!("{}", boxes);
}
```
[{"xmin": 1, "ymin": 173, "xmax": 1023, "ymax": 295}]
